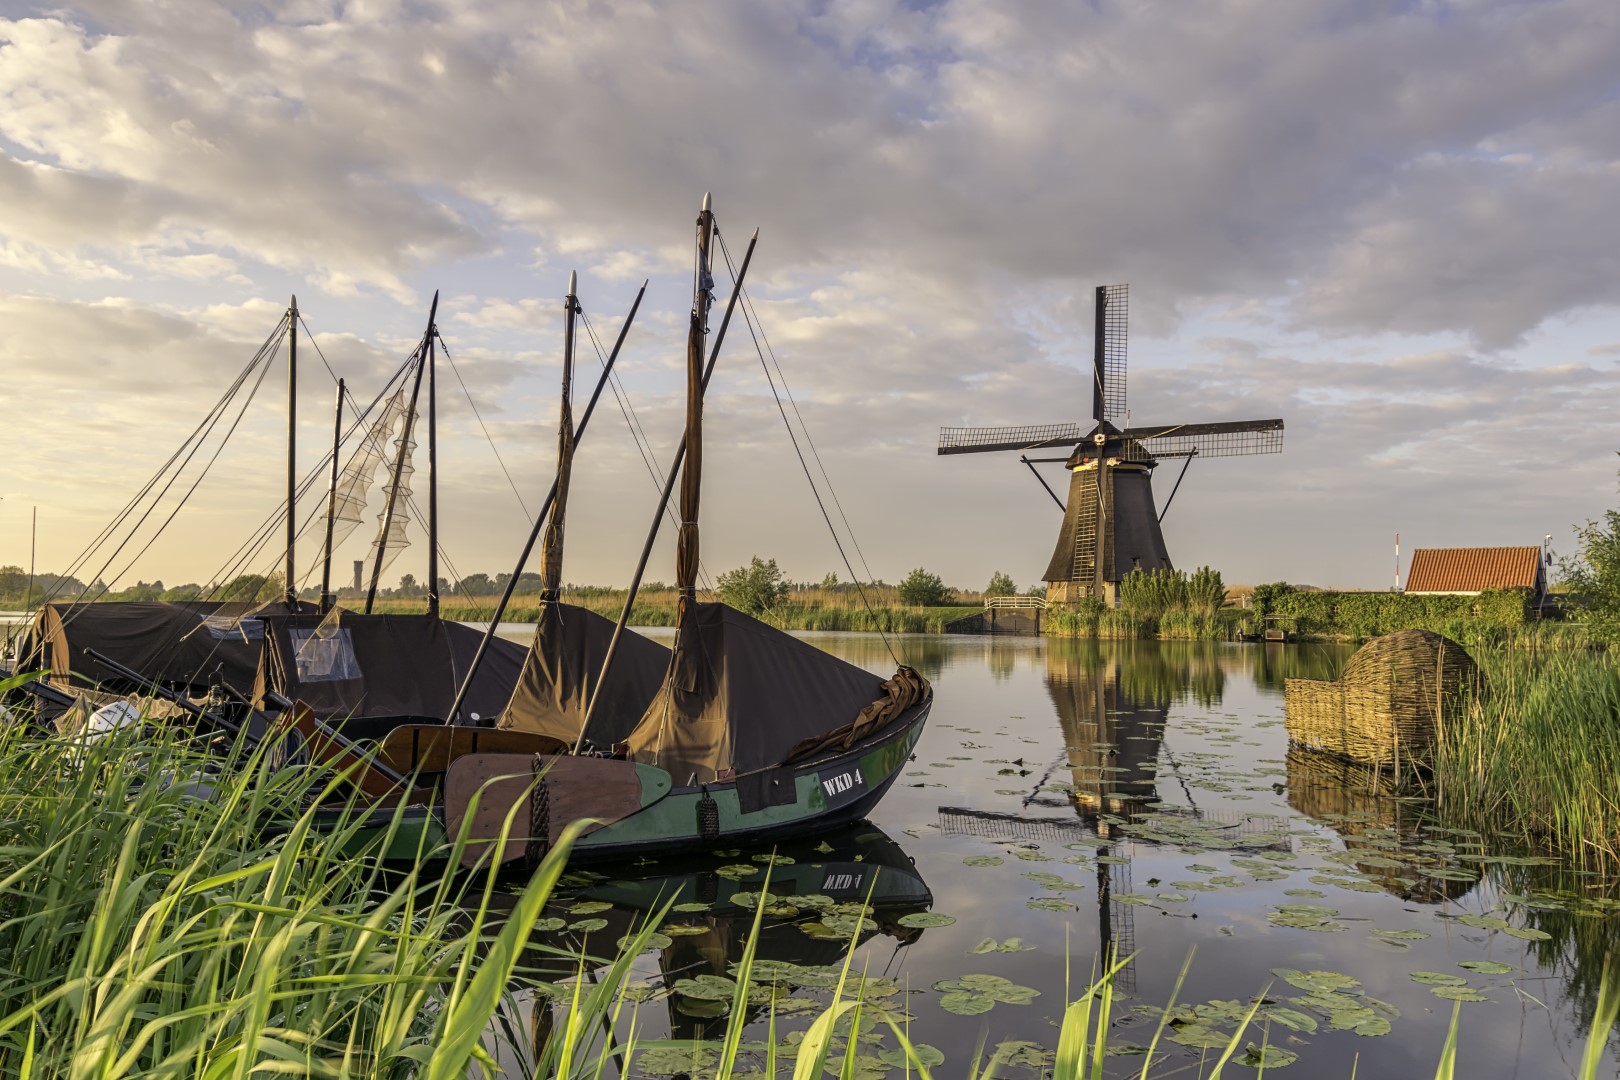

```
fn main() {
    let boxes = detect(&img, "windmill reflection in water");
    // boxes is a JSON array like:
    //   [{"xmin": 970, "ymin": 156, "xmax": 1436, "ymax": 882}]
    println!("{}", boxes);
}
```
[{"xmin": 940, "ymin": 643, "xmax": 1287, "ymax": 993}]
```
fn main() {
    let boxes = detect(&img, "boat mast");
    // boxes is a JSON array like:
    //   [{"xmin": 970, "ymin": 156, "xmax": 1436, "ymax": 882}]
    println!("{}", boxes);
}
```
[
  {"xmin": 320, "ymin": 379, "xmax": 345, "ymax": 611},
  {"xmin": 284, "ymin": 295, "xmax": 298, "ymax": 607},
  {"xmin": 444, "ymin": 281, "xmax": 648, "ymax": 725},
  {"xmin": 366, "ymin": 291, "xmax": 438, "ymax": 614},
  {"xmin": 427, "ymin": 318, "xmax": 439, "ymax": 619},
  {"xmin": 578, "ymin": 202, "xmax": 758, "ymax": 752},
  {"xmin": 676, "ymin": 193, "xmax": 716, "ymax": 622},
  {"xmin": 539, "ymin": 271, "xmax": 580, "ymax": 608}
]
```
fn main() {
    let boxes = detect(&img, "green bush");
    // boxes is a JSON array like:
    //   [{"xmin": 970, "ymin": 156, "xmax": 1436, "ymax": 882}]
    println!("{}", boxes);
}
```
[
  {"xmin": 1269, "ymin": 588, "xmax": 1530, "ymax": 640},
  {"xmin": 898, "ymin": 567, "xmax": 954, "ymax": 606},
  {"xmin": 715, "ymin": 556, "xmax": 791, "ymax": 614},
  {"xmin": 1562, "ymin": 479, "xmax": 1620, "ymax": 644}
]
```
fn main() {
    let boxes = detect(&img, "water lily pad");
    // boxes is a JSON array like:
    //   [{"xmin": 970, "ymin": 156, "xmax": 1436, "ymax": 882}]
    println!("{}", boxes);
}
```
[
  {"xmin": 567, "ymin": 900, "xmax": 612, "ymax": 915},
  {"xmin": 532, "ymin": 917, "xmax": 566, "ymax": 931},
  {"xmin": 1168, "ymin": 1024, "xmax": 1230, "ymax": 1049},
  {"xmin": 990, "ymin": 1041, "xmax": 1050, "ymax": 1068},
  {"xmin": 1456, "ymin": 914, "xmax": 1510, "ymax": 931},
  {"xmin": 1238, "ymin": 1044, "xmax": 1298, "ymax": 1068},
  {"xmin": 963, "ymin": 855, "xmax": 1003, "ymax": 867},
  {"xmin": 898, "ymin": 912, "xmax": 956, "ymax": 928},
  {"xmin": 715, "ymin": 863, "xmax": 761, "ymax": 879},
  {"xmin": 1502, "ymin": 926, "xmax": 1551, "ymax": 941},
  {"xmin": 1458, "ymin": 960, "xmax": 1514, "ymax": 975},
  {"xmin": 663, "ymin": 923, "xmax": 711, "ymax": 936},
  {"xmin": 568, "ymin": 918, "xmax": 609, "ymax": 932},
  {"xmin": 1411, "ymin": 971, "xmax": 1468, "ymax": 986},
  {"xmin": 1264, "ymin": 1007, "xmax": 1318, "ymax": 1033},
  {"xmin": 932, "ymin": 974, "xmax": 1040, "ymax": 1015},
  {"xmin": 1372, "ymin": 928, "xmax": 1430, "ymax": 941},
  {"xmin": 1430, "ymin": 986, "xmax": 1489, "ymax": 1002},
  {"xmin": 616, "ymin": 931, "xmax": 674, "ymax": 952},
  {"xmin": 634, "ymin": 1046, "xmax": 717, "ymax": 1075},
  {"xmin": 971, "ymin": 937, "xmax": 1036, "ymax": 954},
  {"xmin": 672, "ymin": 902, "xmax": 711, "ymax": 913},
  {"xmin": 673, "ymin": 974, "xmax": 736, "ymax": 1000},
  {"xmin": 879, "ymin": 1044, "xmax": 945, "ymax": 1068},
  {"xmin": 1272, "ymin": 968, "xmax": 1361, "ymax": 994},
  {"xmin": 1352, "ymin": 1016, "xmax": 1392, "ymax": 1036},
  {"xmin": 1027, "ymin": 898, "xmax": 1073, "ymax": 912}
]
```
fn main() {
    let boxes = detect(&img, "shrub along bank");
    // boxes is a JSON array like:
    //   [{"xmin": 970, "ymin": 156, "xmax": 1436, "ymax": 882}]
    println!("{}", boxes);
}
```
[{"xmin": 1256, "ymin": 585, "xmax": 1548, "ymax": 644}]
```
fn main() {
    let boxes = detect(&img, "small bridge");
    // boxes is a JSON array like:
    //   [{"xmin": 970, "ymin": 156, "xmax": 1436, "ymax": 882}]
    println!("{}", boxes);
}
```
[{"xmin": 944, "ymin": 595, "xmax": 1047, "ymax": 636}]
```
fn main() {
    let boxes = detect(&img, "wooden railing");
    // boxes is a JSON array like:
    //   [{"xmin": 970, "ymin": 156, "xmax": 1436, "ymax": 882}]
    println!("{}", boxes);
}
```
[{"xmin": 984, "ymin": 595, "xmax": 1046, "ymax": 610}]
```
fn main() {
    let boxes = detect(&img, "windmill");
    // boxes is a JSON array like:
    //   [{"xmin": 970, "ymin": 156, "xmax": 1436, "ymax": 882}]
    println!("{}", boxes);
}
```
[{"xmin": 938, "ymin": 285, "xmax": 1283, "ymax": 605}]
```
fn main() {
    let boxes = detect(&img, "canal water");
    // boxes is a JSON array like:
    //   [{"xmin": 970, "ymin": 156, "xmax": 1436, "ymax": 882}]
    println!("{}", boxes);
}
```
[{"xmin": 493, "ymin": 631, "xmax": 1618, "ymax": 1078}]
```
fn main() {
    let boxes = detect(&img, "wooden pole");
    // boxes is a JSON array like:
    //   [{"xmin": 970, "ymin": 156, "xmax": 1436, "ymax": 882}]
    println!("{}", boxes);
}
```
[
  {"xmin": 444, "ymin": 282, "xmax": 648, "ymax": 724},
  {"xmin": 320, "ymin": 379, "xmax": 345, "ymax": 611},
  {"xmin": 576, "ymin": 218, "xmax": 757, "ymax": 752},
  {"xmin": 366, "ymin": 291, "xmax": 438, "ymax": 613},
  {"xmin": 285, "ymin": 296, "xmax": 298, "ymax": 606},
  {"xmin": 427, "ymin": 327, "xmax": 439, "ymax": 619}
]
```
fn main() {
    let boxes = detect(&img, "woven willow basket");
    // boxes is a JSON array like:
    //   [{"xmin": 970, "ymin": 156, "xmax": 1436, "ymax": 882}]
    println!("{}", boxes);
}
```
[{"xmin": 1284, "ymin": 629, "xmax": 1479, "ymax": 767}]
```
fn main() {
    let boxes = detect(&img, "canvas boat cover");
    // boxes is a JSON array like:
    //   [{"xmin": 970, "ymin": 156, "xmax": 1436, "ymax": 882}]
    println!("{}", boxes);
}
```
[
  {"xmin": 253, "ymin": 610, "xmax": 526, "ymax": 723},
  {"xmin": 497, "ymin": 602, "xmax": 670, "ymax": 748},
  {"xmin": 17, "ymin": 601, "xmax": 269, "ymax": 695},
  {"xmin": 623, "ymin": 602, "xmax": 930, "ymax": 785}
]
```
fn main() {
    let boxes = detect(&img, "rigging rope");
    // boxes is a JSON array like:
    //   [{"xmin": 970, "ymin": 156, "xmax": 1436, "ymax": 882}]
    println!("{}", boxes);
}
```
[
  {"xmin": 434, "ymin": 333, "xmax": 534, "ymax": 525},
  {"xmin": 714, "ymin": 226, "xmax": 901, "ymax": 667},
  {"xmin": 36, "ymin": 316, "xmax": 289, "ymax": 612}
]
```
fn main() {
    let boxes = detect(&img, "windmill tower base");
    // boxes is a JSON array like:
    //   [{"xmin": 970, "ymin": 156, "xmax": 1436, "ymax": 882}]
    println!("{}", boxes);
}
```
[{"xmin": 1042, "ymin": 460, "xmax": 1171, "ymax": 607}]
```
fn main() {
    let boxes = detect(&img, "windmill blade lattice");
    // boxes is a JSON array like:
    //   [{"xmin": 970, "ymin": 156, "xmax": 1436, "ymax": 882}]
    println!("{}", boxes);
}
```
[
  {"xmin": 1120, "ymin": 418, "xmax": 1284, "ymax": 462},
  {"xmin": 1097, "ymin": 284, "xmax": 1129, "ymax": 422}
]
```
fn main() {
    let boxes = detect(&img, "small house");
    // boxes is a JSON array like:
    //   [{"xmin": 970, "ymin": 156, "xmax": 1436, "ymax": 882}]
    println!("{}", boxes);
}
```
[{"xmin": 1404, "ymin": 546, "xmax": 1546, "ymax": 603}]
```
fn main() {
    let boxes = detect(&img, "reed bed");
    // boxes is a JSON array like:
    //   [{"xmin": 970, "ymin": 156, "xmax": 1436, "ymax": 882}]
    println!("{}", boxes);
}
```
[{"xmin": 1430, "ymin": 647, "xmax": 1620, "ymax": 868}]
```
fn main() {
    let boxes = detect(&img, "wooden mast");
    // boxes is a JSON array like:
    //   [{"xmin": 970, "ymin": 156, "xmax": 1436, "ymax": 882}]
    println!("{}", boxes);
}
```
[
  {"xmin": 320, "ymin": 379, "xmax": 345, "ymax": 611},
  {"xmin": 427, "ymin": 317, "xmax": 439, "ymax": 619},
  {"xmin": 285, "ymin": 295, "xmax": 298, "ymax": 607},
  {"xmin": 539, "ymin": 271, "xmax": 580, "ymax": 606}
]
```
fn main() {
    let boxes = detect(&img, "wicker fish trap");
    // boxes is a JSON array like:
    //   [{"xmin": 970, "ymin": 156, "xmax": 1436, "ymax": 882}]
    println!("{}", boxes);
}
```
[{"xmin": 1284, "ymin": 629, "xmax": 1478, "ymax": 768}]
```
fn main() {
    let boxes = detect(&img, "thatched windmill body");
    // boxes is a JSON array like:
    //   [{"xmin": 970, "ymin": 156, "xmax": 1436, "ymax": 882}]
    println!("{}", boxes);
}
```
[{"xmin": 938, "ymin": 285, "xmax": 1284, "ymax": 606}]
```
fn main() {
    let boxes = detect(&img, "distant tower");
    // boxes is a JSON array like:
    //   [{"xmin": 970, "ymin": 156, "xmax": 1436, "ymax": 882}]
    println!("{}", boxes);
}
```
[
  {"xmin": 939, "ymin": 285, "xmax": 1284, "ymax": 606},
  {"xmin": 352, "ymin": 559, "xmax": 364, "ymax": 592}
]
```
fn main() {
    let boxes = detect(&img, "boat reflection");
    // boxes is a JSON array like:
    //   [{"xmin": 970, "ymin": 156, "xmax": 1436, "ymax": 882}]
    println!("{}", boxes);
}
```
[{"xmin": 495, "ymin": 822, "xmax": 931, "ymax": 1053}]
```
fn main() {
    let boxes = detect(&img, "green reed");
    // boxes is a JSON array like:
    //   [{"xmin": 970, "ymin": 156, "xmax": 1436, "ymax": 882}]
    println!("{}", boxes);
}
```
[{"xmin": 1431, "ymin": 647, "xmax": 1620, "ymax": 866}]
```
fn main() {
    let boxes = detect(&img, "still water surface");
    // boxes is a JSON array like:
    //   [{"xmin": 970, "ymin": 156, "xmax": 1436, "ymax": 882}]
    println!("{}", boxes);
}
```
[{"xmin": 489, "ymin": 630, "xmax": 1618, "ymax": 1078}]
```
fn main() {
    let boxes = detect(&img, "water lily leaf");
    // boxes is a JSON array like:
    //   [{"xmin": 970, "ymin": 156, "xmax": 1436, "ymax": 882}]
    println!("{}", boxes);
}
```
[
  {"xmin": 1168, "ymin": 1024, "xmax": 1230, "ymax": 1049},
  {"xmin": 1264, "ymin": 1007, "xmax": 1318, "ymax": 1033},
  {"xmin": 616, "ymin": 932, "xmax": 673, "ymax": 952},
  {"xmin": 1352, "ymin": 1016, "xmax": 1392, "ymax": 1036},
  {"xmin": 1411, "ymin": 972, "xmax": 1468, "ymax": 986},
  {"xmin": 1027, "ymin": 898, "xmax": 1073, "ymax": 912},
  {"xmin": 1114, "ymin": 893, "xmax": 1157, "ymax": 906},
  {"xmin": 714, "ymin": 863, "xmax": 761, "ymax": 879},
  {"xmin": 963, "ymin": 855, "xmax": 1003, "ymax": 867},
  {"xmin": 990, "ymin": 1040, "xmax": 1050, "ymax": 1067},
  {"xmin": 879, "ymin": 1045, "xmax": 945, "ymax": 1068},
  {"xmin": 1238, "ymin": 1044, "xmax": 1298, "ymax": 1068},
  {"xmin": 1502, "ymin": 926, "xmax": 1552, "ymax": 941},
  {"xmin": 634, "ymin": 1046, "xmax": 718, "ymax": 1074},
  {"xmin": 1458, "ymin": 961, "xmax": 1514, "ymax": 975},
  {"xmin": 932, "ymin": 974, "xmax": 1040, "ymax": 1015},
  {"xmin": 673, "ymin": 902, "xmax": 711, "ymax": 913},
  {"xmin": 1157, "ymin": 892, "xmax": 1189, "ymax": 904},
  {"xmin": 567, "ymin": 900, "xmax": 612, "ymax": 915},
  {"xmin": 1455, "ymin": 914, "xmax": 1510, "ymax": 931},
  {"xmin": 1372, "ymin": 928, "xmax": 1430, "ymax": 941},
  {"xmin": 898, "ymin": 912, "xmax": 956, "ymax": 928},
  {"xmin": 673, "ymin": 974, "xmax": 736, "ymax": 1000},
  {"xmin": 568, "ymin": 918, "xmax": 609, "ymax": 932},
  {"xmin": 532, "ymin": 917, "xmax": 566, "ymax": 931},
  {"xmin": 1272, "ymin": 968, "xmax": 1361, "ymax": 994},
  {"xmin": 1430, "ymin": 986, "xmax": 1489, "ymax": 1002}
]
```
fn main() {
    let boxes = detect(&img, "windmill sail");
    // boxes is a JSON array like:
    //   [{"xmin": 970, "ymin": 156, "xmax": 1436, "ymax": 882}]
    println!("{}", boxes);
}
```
[{"xmin": 1097, "ymin": 284, "xmax": 1128, "ymax": 422}]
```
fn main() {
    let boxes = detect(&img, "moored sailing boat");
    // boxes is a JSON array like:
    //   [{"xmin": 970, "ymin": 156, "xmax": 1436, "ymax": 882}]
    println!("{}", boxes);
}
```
[{"xmin": 438, "ymin": 194, "xmax": 932, "ymax": 866}]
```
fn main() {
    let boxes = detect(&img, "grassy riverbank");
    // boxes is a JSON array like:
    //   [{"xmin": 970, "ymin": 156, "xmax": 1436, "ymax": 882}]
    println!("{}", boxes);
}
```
[{"xmin": 375, "ymin": 586, "xmax": 984, "ymax": 634}]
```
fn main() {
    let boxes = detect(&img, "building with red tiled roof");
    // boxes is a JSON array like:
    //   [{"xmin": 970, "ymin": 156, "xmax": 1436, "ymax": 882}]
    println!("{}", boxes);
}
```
[{"xmin": 1404, "ymin": 546, "xmax": 1545, "ymax": 599}]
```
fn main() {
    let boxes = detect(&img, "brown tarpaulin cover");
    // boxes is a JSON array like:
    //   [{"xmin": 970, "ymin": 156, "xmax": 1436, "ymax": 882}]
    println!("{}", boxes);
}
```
[
  {"xmin": 254, "ymin": 610, "xmax": 526, "ymax": 722},
  {"xmin": 623, "ymin": 602, "xmax": 927, "ymax": 784},
  {"xmin": 496, "ymin": 602, "xmax": 671, "ymax": 747},
  {"xmin": 18, "ymin": 601, "xmax": 265, "ymax": 694}
]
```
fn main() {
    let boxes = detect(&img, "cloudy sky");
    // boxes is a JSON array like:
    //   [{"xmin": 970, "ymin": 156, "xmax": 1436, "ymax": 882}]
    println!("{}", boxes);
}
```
[{"xmin": 2, "ymin": 0, "xmax": 1617, "ymax": 597}]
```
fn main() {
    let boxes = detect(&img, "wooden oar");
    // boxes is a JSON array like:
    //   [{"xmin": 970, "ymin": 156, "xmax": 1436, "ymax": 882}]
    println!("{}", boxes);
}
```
[
  {"xmin": 444, "ymin": 753, "xmax": 672, "ymax": 869},
  {"xmin": 375, "ymin": 724, "xmax": 567, "ymax": 777}
]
